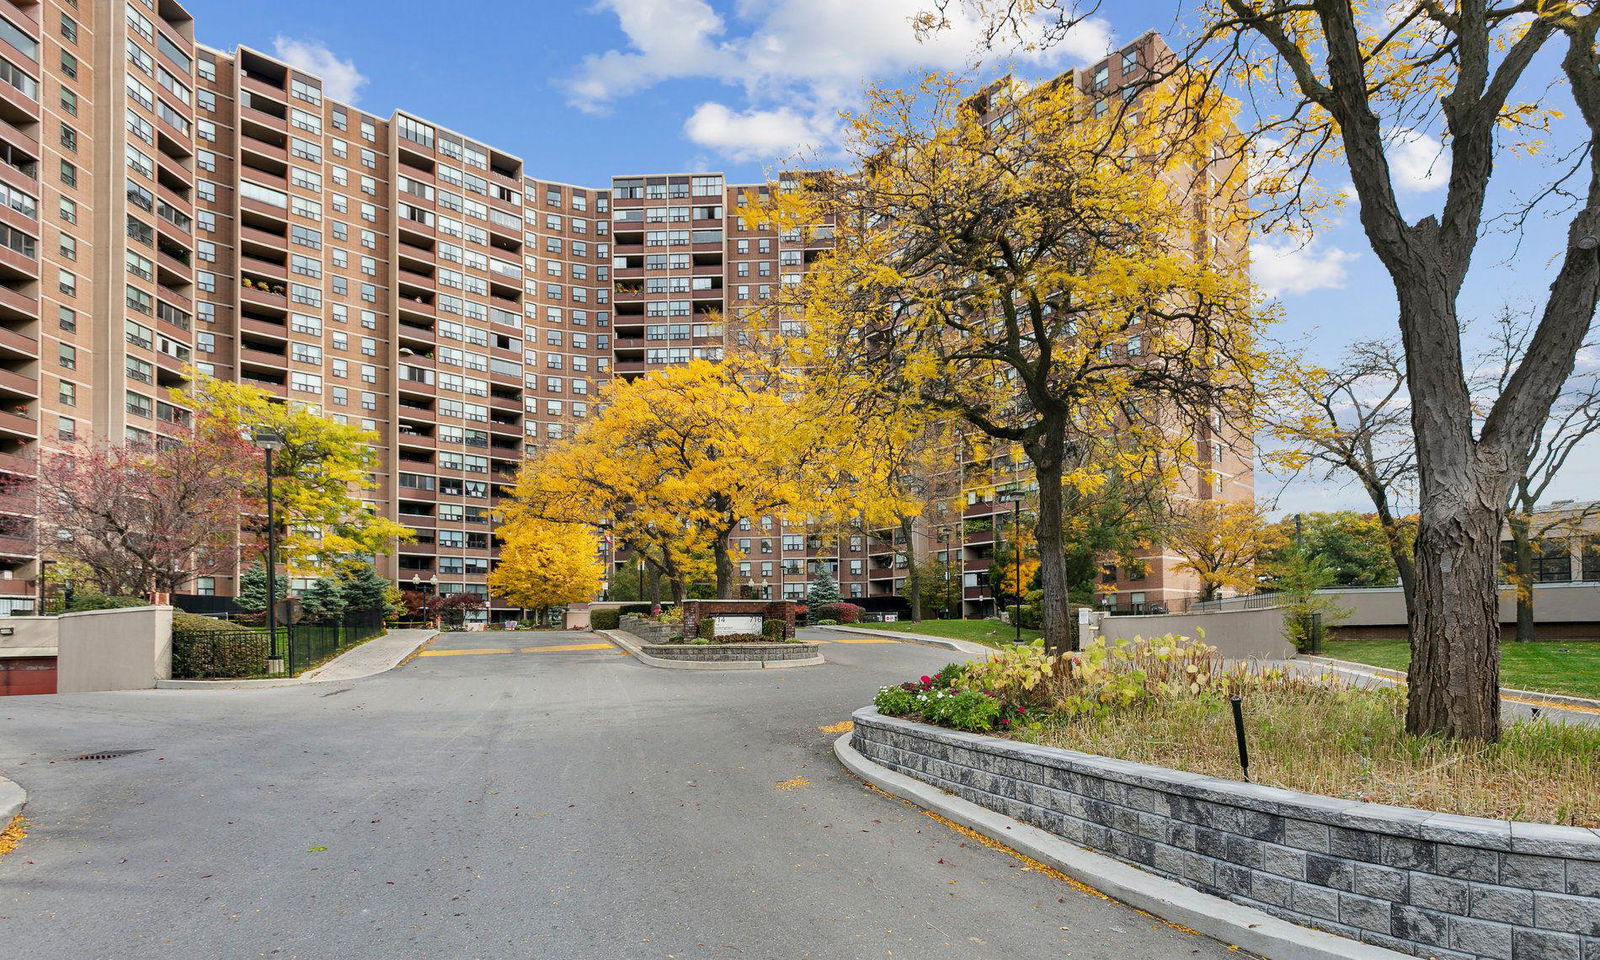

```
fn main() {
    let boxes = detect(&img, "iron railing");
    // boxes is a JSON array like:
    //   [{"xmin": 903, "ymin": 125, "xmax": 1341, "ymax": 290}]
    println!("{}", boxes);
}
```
[{"xmin": 171, "ymin": 608, "xmax": 386, "ymax": 679}]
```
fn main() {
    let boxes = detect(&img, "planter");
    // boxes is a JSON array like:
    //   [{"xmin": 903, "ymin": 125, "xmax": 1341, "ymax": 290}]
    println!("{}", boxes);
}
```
[
  {"xmin": 851, "ymin": 708, "xmax": 1600, "ymax": 960},
  {"xmin": 642, "ymin": 641, "xmax": 821, "ymax": 663}
]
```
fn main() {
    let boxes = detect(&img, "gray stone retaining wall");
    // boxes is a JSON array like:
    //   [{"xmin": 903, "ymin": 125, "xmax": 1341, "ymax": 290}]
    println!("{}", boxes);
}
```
[
  {"xmin": 852, "ymin": 708, "xmax": 1600, "ymax": 960},
  {"xmin": 619, "ymin": 615, "xmax": 678, "ymax": 644},
  {"xmin": 642, "ymin": 642, "xmax": 821, "ymax": 663}
]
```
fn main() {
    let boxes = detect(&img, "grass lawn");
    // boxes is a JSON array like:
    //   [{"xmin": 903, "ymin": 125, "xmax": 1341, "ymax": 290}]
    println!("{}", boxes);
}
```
[
  {"xmin": 853, "ymin": 618, "xmax": 1040, "ymax": 648},
  {"xmin": 1321, "ymin": 639, "xmax": 1600, "ymax": 700}
]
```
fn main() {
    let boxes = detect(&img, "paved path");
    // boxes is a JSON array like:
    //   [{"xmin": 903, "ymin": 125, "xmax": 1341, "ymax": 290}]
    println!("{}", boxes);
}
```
[{"xmin": 0, "ymin": 627, "xmax": 1243, "ymax": 960}]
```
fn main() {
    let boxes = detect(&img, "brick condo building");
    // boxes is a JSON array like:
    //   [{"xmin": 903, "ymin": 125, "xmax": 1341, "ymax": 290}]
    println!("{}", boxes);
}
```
[{"xmin": 0, "ymin": 1, "xmax": 1249, "ymax": 621}]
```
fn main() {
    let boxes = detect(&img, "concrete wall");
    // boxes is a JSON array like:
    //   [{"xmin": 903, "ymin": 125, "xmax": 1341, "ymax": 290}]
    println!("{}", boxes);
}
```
[
  {"xmin": 1091, "ymin": 608, "xmax": 1296, "ymax": 660},
  {"xmin": 56, "ymin": 606, "xmax": 173, "ymax": 694},
  {"xmin": 0, "ymin": 617, "xmax": 60, "ymax": 658},
  {"xmin": 854, "ymin": 709, "xmax": 1600, "ymax": 960}
]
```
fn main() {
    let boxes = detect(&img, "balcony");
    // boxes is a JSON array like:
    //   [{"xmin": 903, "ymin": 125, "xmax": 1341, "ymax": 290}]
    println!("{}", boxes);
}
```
[
  {"xmin": 239, "ymin": 279, "xmax": 288, "ymax": 311},
  {"xmin": 0, "ymin": 532, "xmax": 34, "ymax": 559},
  {"xmin": 0, "ymin": 325, "xmax": 37, "ymax": 359},
  {"xmin": 238, "ymin": 346, "xmax": 287, "ymax": 369},
  {"xmin": 0, "ymin": 406, "xmax": 35, "ymax": 438},
  {"xmin": 0, "ymin": 451, "xmax": 34, "ymax": 478},
  {"xmin": 239, "ymin": 315, "xmax": 288, "ymax": 340},
  {"xmin": 0, "ymin": 366, "xmax": 34, "ymax": 398},
  {"xmin": 0, "ymin": 284, "xmax": 35, "ymax": 323}
]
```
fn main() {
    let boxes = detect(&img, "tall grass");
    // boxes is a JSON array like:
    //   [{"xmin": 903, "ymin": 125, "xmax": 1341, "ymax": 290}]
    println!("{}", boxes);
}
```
[{"xmin": 969, "ymin": 638, "xmax": 1600, "ymax": 826}]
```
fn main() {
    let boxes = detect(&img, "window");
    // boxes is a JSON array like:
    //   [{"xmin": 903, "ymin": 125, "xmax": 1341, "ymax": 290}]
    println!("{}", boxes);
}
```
[
  {"xmin": 57, "ymin": 342, "xmax": 75, "ymax": 369},
  {"xmin": 58, "ymin": 268, "xmax": 76, "ymax": 296},
  {"xmin": 58, "ymin": 306, "xmax": 75, "ymax": 332},
  {"xmin": 59, "ymin": 12, "xmax": 77, "ymax": 44}
]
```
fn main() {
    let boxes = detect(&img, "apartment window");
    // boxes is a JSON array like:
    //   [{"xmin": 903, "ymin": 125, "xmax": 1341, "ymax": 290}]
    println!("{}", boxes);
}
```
[
  {"xmin": 291, "ymin": 77, "xmax": 322, "ymax": 106},
  {"xmin": 59, "ymin": 123, "xmax": 77, "ymax": 153},
  {"xmin": 58, "ymin": 306, "xmax": 75, "ymax": 332},
  {"xmin": 57, "ymin": 416, "xmax": 74, "ymax": 441},
  {"xmin": 126, "ymin": 391, "xmax": 152, "ymax": 418},
  {"xmin": 58, "ymin": 268, "xmax": 76, "ymax": 296},
  {"xmin": 58, "ymin": 50, "xmax": 76, "ymax": 79},
  {"xmin": 125, "ymin": 356, "xmax": 152, "ymax": 383},
  {"xmin": 59, "ymin": 86, "xmax": 77, "ymax": 116},
  {"xmin": 57, "ymin": 342, "xmax": 75, "ymax": 369},
  {"xmin": 58, "ymin": 234, "xmax": 76, "ymax": 261},
  {"xmin": 291, "ymin": 371, "xmax": 322, "ymax": 394}
]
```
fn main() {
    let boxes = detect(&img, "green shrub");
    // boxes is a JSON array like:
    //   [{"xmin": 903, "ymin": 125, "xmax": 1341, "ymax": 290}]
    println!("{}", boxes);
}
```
[
  {"xmin": 66, "ymin": 592, "xmax": 147, "ymax": 612},
  {"xmin": 590, "ymin": 609, "xmax": 620, "ymax": 631},
  {"xmin": 171, "ymin": 613, "xmax": 271, "ymax": 679},
  {"xmin": 689, "ymin": 637, "xmax": 711, "ymax": 645},
  {"xmin": 922, "ymin": 689, "xmax": 1002, "ymax": 732},
  {"xmin": 698, "ymin": 617, "xmax": 716, "ymax": 640},
  {"xmin": 763, "ymin": 618, "xmax": 788, "ymax": 641},
  {"xmin": 875, "ymin": 684, "xmax": 919, "ymax": 716},
  {"xmin": 619, "ymin": 603, "xmax": 657, "ymax": 615}
]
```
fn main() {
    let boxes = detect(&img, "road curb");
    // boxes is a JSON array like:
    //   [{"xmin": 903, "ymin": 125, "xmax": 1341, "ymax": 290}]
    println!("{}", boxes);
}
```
[
  {"xmin": 815, "ymin": 625, "xmax": 994, "ymax": 657},
  {"xmin": 0, "ymin": 774, "xmax": 24, "ymax": 823},
  {"xmin": 598, "ymin": 630, "xmax": 826, "ymax": 670},
  {"xmin": 155, "ymin": 630, "xmax": 439, "ymax": 690},
  {"xmin": 832, "ymin": 732, "xmax": 1410, "ymax": 960}
]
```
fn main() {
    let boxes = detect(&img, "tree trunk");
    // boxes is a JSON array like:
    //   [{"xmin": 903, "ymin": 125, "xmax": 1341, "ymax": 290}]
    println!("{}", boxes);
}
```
[
  {"xmin": 1405, "ymin": 473, "xmax": 1504, "ymax": 742},
  {"xmin": 1029, "ymin": 428, "xmax": 1076, "ymax": 655},
  {"xmin": 712, "ymin": 535, "xmax": 736, "ymax": 599},
  {"xmin": 901, "ymin": 515, "xmax": 923, "ymax": 622}
]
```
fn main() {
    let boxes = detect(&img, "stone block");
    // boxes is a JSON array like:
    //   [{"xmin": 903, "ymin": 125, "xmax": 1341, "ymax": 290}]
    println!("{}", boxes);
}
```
[
  {"xmin": 1253, "ymin": 872, "xmax": 1294, "ymax": 908},
  {"xmin": 1305, "ymin": 852, "xmax": 1354, "ymax": 891},
  {"xmin": 1450, "ymin": 916, "xmax": 1515, "ymax": 960},
  {"xmin": 1353, "ymin": 862, "xmax": 1410, "ymax": 902},
  {"xmin": 1513, "ymin": 928, "xmax": 1583, "ymax": 960},
  {"xmin": 1471, "ymin": 884, "xmax": 1536, "ymax": 925},
  {"xmin": 1411, "ymin": 874, "xmax": 1472, "ymax": 915},
  {"xmin": 1382, "ymin": 835, "xmax": 1438, "ymax": 871},
  {"xmin": 1292, "ymin": 881, "xmax": 1343, "ymax": 922},
  {"xmin": 1502, "ymin": 853, "xmax": 1569, "ymax": 892},
  {"xmin": 1534, "ymin": 892, "xmax": 1600, "ymax": 937},
  {"xmin": 1330, "ymin": 826, "xmax": 1385, "ymax": 863},
  {"xmin": 1339, "ymin": 891, "xmax": 1393, "ymax": 934},
  {"xmin": 1391, "ymin": 904, "xmax": 1451, "ymax": 946},
  {"xmin": 1566, "ymin": 860, "xmax": 1600, "ymax": 898},
  {"xmin": 1262, "ymin": 843, "xmax": 1308, "ymax": 881},
  {"xmin": 1284, "ymin": 817, "xmax": 1331, "ymax": 853},
  {"xmin": 1436, "ymin": 844, "xmax": 1501, "ymax": 883}
]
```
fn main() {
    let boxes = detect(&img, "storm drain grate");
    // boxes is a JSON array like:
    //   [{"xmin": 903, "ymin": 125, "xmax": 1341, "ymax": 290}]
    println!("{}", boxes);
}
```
[{"xmin": 65, "ymin": 749, "xmax": 150, "ymax": 762}]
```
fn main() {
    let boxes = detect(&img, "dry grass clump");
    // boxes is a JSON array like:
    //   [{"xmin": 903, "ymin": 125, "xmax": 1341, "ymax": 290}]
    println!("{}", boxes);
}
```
[{"xmin": 971, "ymin": 637, "xmax": 1600, "ymax": 827}]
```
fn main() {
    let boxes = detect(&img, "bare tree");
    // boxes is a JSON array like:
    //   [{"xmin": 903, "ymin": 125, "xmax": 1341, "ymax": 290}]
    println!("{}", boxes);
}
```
[
  {"xmin": 1265, "ymin": 340, "xmax": 1418, "ymax": 619},
  {"xmin": 1479, "ymin": 308, "xmax": 1600, "ymax": 642}
]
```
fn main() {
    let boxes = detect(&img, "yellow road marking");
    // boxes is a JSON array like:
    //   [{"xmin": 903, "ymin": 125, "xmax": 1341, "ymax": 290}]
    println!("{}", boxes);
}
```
[
  {"xmin": 520, "ymin": 643, "xmax": 615, "ymax": 653},
  {"xmin": 416, "ymin": 647, "xmax": 516, "ymax": 657},
  {"xmin": 819, "ymin": 720, "xmax": 855, "ymax": 734}
]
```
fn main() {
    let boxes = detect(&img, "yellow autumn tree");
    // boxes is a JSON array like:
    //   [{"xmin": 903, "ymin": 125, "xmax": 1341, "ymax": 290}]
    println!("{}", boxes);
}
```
[
  {"xmin": 502, "ymin": 360, "xmax": 826, "ymax": 602},
  {"xmin": 184, "ymin": 374, "xmax": 413, "ymax": 575},
  {"xmin": 756, "ymin": 73, "xmax": 1267, "ymax": 651},
  {"xmin": 1167, "ymin": 500, "xmax": 1285, "ymax": 603},
  {"xmin": 487, "ymin": 519, "xmax": 603, "ymax": 615}
]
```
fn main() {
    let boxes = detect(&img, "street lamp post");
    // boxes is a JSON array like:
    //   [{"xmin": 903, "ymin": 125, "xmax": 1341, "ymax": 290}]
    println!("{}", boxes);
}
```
[
  {"xmin": 252, "ymin": 427, "xmax": 285, "ymax": 671},
  {"xmin": 997, "ymin": 490, "xmax": 1024, "ymax": 645}
]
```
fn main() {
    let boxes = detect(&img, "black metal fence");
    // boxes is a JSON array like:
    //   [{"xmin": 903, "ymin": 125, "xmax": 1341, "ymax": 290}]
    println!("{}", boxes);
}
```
[{"xmin": 171, "ymin": 608, "xmax": 386, "ymax": 680}]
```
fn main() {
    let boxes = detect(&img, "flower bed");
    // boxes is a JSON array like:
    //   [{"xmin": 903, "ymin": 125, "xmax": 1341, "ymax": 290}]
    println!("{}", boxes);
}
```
[{"xmin": 872, "ymin": 636, "xmax": 1600, "ymax": 827}]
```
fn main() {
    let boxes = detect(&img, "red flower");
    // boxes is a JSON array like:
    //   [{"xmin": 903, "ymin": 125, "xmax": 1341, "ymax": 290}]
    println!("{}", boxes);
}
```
[
  {"xmin": 920, "ymin": 676, "xmax": 932, "ymax": 686},
  {"xmin": 1001, "ymin": 718, "xmax": 1010, "ymax": 725}
]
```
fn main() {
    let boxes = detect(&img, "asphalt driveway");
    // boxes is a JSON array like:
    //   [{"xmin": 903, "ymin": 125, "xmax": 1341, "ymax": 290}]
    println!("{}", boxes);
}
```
[{"xmin": 0, "ymin": 628, "xmax": 1242, "ymax": 959}]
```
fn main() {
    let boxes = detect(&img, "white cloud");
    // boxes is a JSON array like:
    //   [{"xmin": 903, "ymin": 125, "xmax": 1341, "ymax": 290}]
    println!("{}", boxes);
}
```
[
  {"xmin": 567, "ymin": 0, "xmax": 1113, "ymax": 155},
  {"xmin": 272, "ymin": 36, "xmax": 368, "ymax": 104},
  {"xmin": 1251, "ymin": 237, "xmax": 1358, "ymax": 297},
  {"xmin": 1389, "ymin": 128, "xmax": 1448, "ymax": 192},
  {"xmin": 683, "ymin": 102, "xmax": 835, "ymax": 162}
]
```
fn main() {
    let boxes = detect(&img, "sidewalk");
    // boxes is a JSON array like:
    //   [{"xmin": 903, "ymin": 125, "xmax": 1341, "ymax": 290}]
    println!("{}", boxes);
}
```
[
  {"xmin": 156, "ymin": 628, "xmax": 438, "ymax": 690},
  {"xmin": 1291, "ymin": 654, "xmax": 1600, "ymax": 725},
  {"xmin": 809, "ymin": 625, "xmax": 995, "ymax": 657}
]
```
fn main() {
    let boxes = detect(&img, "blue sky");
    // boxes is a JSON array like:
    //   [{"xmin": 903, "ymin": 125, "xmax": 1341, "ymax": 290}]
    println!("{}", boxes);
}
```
[{"xmin": 187, "ymin": 0, "xmax": 1598, "ymax": 516}]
